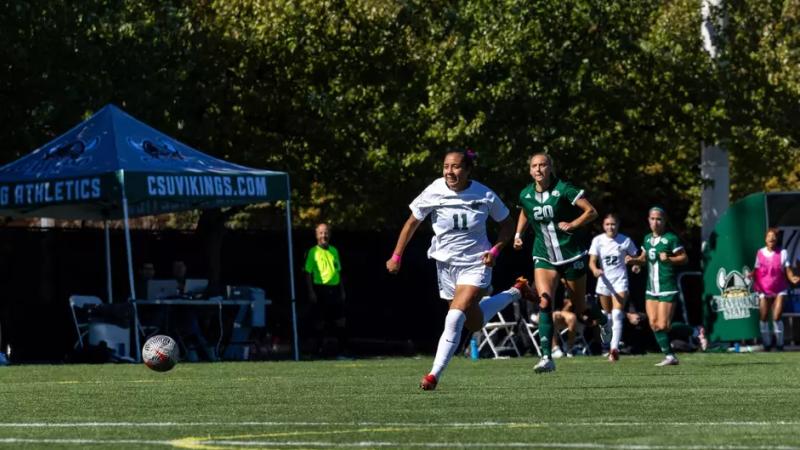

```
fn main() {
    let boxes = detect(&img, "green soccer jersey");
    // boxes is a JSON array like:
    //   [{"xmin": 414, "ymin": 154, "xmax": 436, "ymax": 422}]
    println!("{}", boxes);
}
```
[
  {"xmin": 518, "ymin": 178, "xmax": 587, "ymax": 265},
  {"xmin": 642, "ymin": 232, "xmax": 683, "ymax": 296}
]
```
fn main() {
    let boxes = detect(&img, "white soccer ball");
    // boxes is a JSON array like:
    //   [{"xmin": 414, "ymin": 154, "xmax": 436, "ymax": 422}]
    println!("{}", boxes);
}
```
[{"xmin": 142, "ymin": 335, "xmax": 179, "ymax": 372}]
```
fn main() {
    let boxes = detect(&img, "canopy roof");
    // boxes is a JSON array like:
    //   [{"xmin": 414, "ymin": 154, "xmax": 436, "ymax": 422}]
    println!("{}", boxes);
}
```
[{"xmin": 0, "ymin": 104, "xmax": 289, "ymax": 220}]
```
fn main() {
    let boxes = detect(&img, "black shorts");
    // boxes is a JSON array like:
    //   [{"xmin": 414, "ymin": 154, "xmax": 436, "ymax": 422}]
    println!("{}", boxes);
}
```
[{"xmin": 312, "ymin": 284, "xmax": 346, "ymax": 322}]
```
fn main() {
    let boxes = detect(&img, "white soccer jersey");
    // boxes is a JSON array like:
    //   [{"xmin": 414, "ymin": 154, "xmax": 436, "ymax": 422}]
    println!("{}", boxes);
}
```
[
  {"xmin": 410, "ymin": 178, "xmax": 510, "ymax": 266},
  {"xmin": 589, "ymin": 233, "xmax": 638, "ymax": 285}
]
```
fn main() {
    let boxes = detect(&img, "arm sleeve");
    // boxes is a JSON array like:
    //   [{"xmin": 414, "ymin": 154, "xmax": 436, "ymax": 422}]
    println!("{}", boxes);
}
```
[
  {"xmin": 625, "ymin": 238, "xmax": 638, "ymax": 256},
  {"xmin": 563, "ymin": 182, "xmax": 585, "ymax": 206},
  {"xmin": 487, "ymin": 190, "xmax": 510, "ymax": 222},
  {"xmin": 670, "ymin": 234, "xmax": 684, "ymax": 254},
  {"xmin": 588, "ymin": 236, "xmax": 600, "ymax": 256},
  {"xmin": 409, "ymin": 184, "xmax": 435, "ymax": 221},
  {"xmin": 304, "ymin": 249, "xmax": 315, "ymax": 274}
]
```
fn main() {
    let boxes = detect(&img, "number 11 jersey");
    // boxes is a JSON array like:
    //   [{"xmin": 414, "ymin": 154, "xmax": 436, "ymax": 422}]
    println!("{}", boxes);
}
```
[
  {"xmin": 518, "ymin": 178, "xmax": 587, "ymax": 265},
  {"xmin": 410, "ymin": 178, "xmax": 510, "ymax": 266}
]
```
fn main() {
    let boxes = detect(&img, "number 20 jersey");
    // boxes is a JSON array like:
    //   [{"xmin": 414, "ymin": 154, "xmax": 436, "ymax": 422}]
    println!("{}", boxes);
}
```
[
  {"xmin": 410, "ymin": 178, "xmax": 510, "ymax": 266},
  {"xmin": 518, "ymin": 178, "xmax": 586, "ymax": 265}
]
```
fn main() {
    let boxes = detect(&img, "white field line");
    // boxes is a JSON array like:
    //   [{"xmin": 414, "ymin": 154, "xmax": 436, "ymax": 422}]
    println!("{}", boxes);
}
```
[
  {"xmin": 0, "ymin": 438, "xmax": 797, "ymax": 450},
  {"xmin": 0, "ymin": 420, "xmax": 798, "ymax": 428}
]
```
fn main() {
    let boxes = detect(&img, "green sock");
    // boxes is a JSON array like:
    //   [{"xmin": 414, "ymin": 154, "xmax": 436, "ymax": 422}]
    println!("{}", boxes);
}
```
[
  {"xmin": 654, "ymin": 330, "xmax": 671, "ymax": 354},
  {"xmin": 539, "ymin": 312, "xmax": 553, "ymax": 358}
]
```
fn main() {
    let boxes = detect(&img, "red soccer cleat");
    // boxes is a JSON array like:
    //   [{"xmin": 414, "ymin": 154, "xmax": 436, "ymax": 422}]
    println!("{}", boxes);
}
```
[
  {"xmin": 513, "ymin": 277, "xmax": 537, "ymax": 303},
  {"xmin": 420, "ymin": 373, "xmax": 438, "ymax": 391},
  {"xmin": 608, "ymin": 348, "xmax": 619, "ymax": 362}
]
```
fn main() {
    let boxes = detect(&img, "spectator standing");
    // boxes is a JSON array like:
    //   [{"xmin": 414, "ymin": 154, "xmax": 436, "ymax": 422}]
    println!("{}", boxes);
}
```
[{"xmin": 305, "ymin": 223, "xmax": 348, "ymax": 358}]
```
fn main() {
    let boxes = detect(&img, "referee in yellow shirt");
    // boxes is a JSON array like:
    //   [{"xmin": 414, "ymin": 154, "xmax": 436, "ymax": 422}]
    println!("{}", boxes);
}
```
[{"xmin": 304, "ymin": 223, "xmax": 348, "ymax": 358}]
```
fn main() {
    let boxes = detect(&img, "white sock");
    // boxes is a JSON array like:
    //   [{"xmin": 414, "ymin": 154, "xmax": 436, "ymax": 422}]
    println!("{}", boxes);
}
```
[
  {"xmin": 611, "ymin": 309, "xmax": 624, "ymax": 350},
  {"xmin": 430, "ymin": 309, "xmax": 466, "ymax": 379},
  {"xmin": 760, "ymin": 321, "xmax": 772, "ymax": 347},
  {"xmin": 773, "ymin": 320, "xmax": 784, "ymax": 347},
  {"xmin": 479, "ymin": 288, "xmax": 519, "ymax": 326}
]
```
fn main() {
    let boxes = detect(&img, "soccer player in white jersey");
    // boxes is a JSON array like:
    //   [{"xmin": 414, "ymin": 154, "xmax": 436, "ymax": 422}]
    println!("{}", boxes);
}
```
[
  {"xmin": 386, "ymin": 149, "xmax": 535, "ymax": 391},
  {"xmin": 588, "ymin": 213, "xmax": 640, "ymax": 362}
]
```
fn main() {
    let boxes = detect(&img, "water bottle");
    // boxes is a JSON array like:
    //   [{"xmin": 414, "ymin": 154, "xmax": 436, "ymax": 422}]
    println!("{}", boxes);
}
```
[
  {"xmin": 470, "ymin": 337, "xmax": 479, "ymax": 360},
  {"xmin": 734, "ymin": 342, "xmax": 740, "ymax": 353}
]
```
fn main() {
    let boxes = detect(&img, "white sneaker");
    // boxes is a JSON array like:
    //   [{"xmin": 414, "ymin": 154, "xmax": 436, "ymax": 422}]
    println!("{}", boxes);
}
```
[
  {"xmin": 655, "ymin": 354, "xmax": 679, "ymax": 366},
  {"xmin": 552, "ymin": 347, "xmax": 564, "ymax": 359},
  {"xmin": 534, "ymin": 356, "xmax": 556, "ymax": 373}
]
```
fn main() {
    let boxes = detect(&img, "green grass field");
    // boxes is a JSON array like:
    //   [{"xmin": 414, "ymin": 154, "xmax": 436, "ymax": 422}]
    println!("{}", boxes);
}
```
[{"xmin": 0, "ymin": 352, "xmax": 798, "ymax": 449}]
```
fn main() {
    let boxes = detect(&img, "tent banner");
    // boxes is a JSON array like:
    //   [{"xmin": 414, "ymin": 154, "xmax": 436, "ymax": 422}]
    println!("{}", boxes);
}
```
[
  {"xmin": 0, "ymin": 174, "xmax": 119, "ymax": 210},
  {"xmin": 125, "ymin": 172, "xmax": 288, "ymax": 204}
]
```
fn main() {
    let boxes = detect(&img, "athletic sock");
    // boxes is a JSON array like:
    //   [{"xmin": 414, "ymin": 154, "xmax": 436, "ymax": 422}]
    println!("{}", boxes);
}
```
[
  {"xmin": 773, "ymin": 320, "xmax": 784, "ymax": 348},
  {"xmin": 654, "ymin": 329, "xmax": 671, "ymax": 355},
  {"xmin": 479, "ymin": 289, "xmax": 519, "ymax": 326},
  {"xmin": 539, "ymin": 311, "xmax": 554, "ymax": 358},
  {"xmin": 430, "ymin": 309, "xmax": 466, "ymax": 379},
  {"xmin": 611, "ymin": 309, "xmax": 623, "ymax": 350},
  {"xmin": 760, "ymin": 321, "xmax": 772, "ymax": 347}
]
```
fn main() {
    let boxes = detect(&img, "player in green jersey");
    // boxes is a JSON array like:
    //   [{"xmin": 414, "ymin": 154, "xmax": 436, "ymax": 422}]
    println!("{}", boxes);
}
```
[
  {"xmin": 627, "ymin": 206, "xmax": 688, "ymax": 366},
  {"xmin": 513, "ymin": 153, "xmax": 598, "ymax": 373}
]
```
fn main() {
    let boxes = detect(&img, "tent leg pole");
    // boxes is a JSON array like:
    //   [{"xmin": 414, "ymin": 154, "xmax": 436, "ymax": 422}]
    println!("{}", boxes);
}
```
[
  {"xmin": 285, "ymin": 199, "xmax": 299, "ymax": 361},
  {"xmin": 104, "ymin": 221, "xmax": 113, "ymax": 304},
  {"xmin": 122, "ymin": 196, "xmax": 141, "ymax": 362}
]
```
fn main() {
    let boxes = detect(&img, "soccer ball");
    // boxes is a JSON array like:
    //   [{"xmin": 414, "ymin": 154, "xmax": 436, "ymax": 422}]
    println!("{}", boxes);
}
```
[{"xmin": 142, "ymin": 335, "xmax": 179, "ymax": 372}]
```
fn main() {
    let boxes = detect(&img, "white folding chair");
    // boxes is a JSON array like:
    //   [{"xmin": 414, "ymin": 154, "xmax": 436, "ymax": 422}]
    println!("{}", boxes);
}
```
[
  {"xmin": 477, "ymin": 312, "xmax": 521, "ymax": 358},
  {"xmin": 558, "ymin": 322, "xmax": 591, "ymax": 356},
  {"xmin": 69, "ymin": 295, "xmax": 103, "ymax": 349},
  {"xmin": 522, "ymin": 314, "xmax": 542, "ymax": 357}
]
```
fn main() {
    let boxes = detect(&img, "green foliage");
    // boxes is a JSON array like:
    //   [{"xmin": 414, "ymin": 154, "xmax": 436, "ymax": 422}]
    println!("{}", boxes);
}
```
[{"xmin": 1, "ymin": 0, "xmax": 799, "ymax": 232}]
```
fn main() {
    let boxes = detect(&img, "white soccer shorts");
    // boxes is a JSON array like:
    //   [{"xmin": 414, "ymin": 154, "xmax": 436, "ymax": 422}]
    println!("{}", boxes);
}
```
[
  {"xmin": 435, "ymin": 261, "xmax": 492, "ymax": 300},
  {"xmin": 595, "ymin": 274, "xmax": 629, "ymax": 297}
]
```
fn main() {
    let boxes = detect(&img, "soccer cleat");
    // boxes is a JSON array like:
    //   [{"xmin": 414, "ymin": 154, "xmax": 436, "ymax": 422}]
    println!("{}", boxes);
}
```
[
  {"xmin": 551, "ymin": 346, "xmax": 564, "ymax": 359},
  {"xmin": 533, "ymin": 356, "xmax": 556, "ymax": 373},
  {"xmin": 655, "ymin": 354, "xmax": 679, "ymax": 366},
  {"xmin": 513, "ymin": 277, "xmax": 537, "ymax": 303},
  {"xmin": 608, "ymin": 348, "xmax": 619, "ymax": 362},
  {"xmin": 420, "ymin": 373, "xmax": 438, "ymax": 391}
]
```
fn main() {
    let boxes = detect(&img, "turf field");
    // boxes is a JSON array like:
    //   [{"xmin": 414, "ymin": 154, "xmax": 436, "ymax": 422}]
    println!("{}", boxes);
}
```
[{"xmin": 0, "ymin": 352, "xmax": 798, "ymax": 449}]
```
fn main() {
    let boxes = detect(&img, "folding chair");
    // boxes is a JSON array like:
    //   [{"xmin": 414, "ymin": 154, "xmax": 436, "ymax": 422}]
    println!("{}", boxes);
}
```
[
  {"xmin": 522, "ymin": 314, "xmax": 542, "ymax": 357},
  {"xmin": 477, "ymin": 312, "xmax": 521, "ymax": 358},
  {"xmin": 68, "ymin": 295, "xmax": 103, "ymax": 349},
  {"xmin": 558, "ymin": 323, "xmax": 591, "ymax": 356}
]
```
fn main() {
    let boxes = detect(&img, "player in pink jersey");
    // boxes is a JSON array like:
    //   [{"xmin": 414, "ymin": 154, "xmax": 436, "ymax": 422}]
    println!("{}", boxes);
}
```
[{"xmin": 750, "ymin": 228, "xmax": 800, "ymax": 351}]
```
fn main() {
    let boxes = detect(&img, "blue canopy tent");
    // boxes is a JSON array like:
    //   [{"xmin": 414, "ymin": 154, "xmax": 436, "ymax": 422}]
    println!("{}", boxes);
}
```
[{"xmin": 0, "ymin": 104, "xmax": 300, "ymax": 361}]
